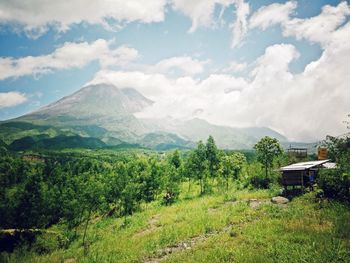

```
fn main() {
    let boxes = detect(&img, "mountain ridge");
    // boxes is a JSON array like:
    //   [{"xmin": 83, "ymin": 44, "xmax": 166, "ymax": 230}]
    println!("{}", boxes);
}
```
[{"xmin": 1, "ymin": 83, "xmax": 291, "ymax": 150}]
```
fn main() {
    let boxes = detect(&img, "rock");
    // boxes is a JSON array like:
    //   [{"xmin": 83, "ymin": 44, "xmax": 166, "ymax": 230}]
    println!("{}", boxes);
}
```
[{"xmin": 271, "ymin": 196, "xmax": 289, "ymax": 204}]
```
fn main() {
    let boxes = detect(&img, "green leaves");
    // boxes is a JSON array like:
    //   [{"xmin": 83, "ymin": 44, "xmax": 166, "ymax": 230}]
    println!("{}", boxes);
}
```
[
  {"xmin": 254, "ymin": 136, "xmax": 283, "ymax": 178},
  {"xmin": 206, "ymin": 136, "xmax": 220, "ymax": 179}
]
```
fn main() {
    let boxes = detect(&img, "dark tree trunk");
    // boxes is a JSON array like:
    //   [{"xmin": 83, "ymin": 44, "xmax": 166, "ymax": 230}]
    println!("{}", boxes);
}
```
[{"xmin": 82, "ymin": 207, "xmax": 92, "ymax": 251}]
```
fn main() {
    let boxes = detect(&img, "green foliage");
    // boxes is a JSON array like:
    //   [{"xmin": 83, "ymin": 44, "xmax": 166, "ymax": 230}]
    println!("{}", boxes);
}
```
[
  {"xmin": 205, "ymin": 136, "xmax": 220, "ymax": 179},
  {"xmin": 162, "ymin": 164, "xmax": 181, "ymax": 205},
  {"xmin": 0, "ymin": 134, "xmax": 306, "ymax": 259},
  {"xmin": 3, "ymin": 188, "xmax": 350, "ymax": 263},
  {"xmin": 169, "ymin": 150, "xmax": 181, "ymax": 169},
  {"xmin": 220, "ymin": 152, "xmax": 246, "ymax": 190},
  {"xmin": 325, "ymin": 135, "xmax": 350, "ymax": 169},
  {"xmin": 9, "ymin": 135, "xmax": 106, "ymax": 151},
  {"xmin": 318, "ymin": 169, "xmax": 350, "ymax": 201},
  {"xmin": 186, "ymin": 141, "xmax": 210, "ymax": 195},
  {"xmin": 319, "ymin": 134, "xmax": 350, "ymax": 202},
  {"xmin": 254, "ymin": 136, "xmax": 283, "ymax": 178},
  {"xmin": 245, "ymin": 161, "xmax": 271, "ymax": 189}
]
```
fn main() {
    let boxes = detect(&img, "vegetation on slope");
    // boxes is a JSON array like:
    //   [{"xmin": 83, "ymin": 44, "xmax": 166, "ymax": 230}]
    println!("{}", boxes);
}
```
[{"xmin": 0, "ymin": 135, "xmax": 349, "ymax": 263}]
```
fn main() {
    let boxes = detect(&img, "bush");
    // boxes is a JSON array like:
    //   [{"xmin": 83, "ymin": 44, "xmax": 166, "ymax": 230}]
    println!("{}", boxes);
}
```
[
  {"xmin": 317, "ymin": 169, "xmax": 350, "ymax": 201},
  {"xmin": 162, "ymin": 190, "xmax": 178, "ymax": 206},
  {"xmin": 32, "ymin": 233, "xmax": 59, "ymax": 254},
  {"xmin": 249, "ymin": 174, "xmax": 271, "ymax": 189},
  {"xmin": 244, "ymin": 162, "xmax": 280, "ymax": 189}
]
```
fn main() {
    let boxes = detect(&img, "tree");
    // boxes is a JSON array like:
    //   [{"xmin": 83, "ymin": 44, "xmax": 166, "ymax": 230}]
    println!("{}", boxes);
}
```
[
  {"xmin": 220, "ymin": 153, "xmax": 246, "ymax": 190},
  {"xmin": 186, "ymin": 141, "xmax": 209, "ymax": 195},
  {"xmin": 170, "ymin": 150, "xmax": 181, "ymax": 169},
  {"xmin": 80, "ymin": 172, "xmax": 106, "ymax": 249},
  {"xmin": 162, "ymin": 163, "xmax": 181, "ymax": 205},
  {"xmin": 119, "ymin": 161, "xmax": 141, "ymax": 223},
  {"xmin": 206, "ymin": 136, "xmax": 220, "ymax": 180},
  {"xmin": 142, "ymin": 158, "xmax": 162, "ymax": 203},
  {"xmin": 317, "ymin": 117, "xmax": 350, "ymax": 201},
  {"xmin": 254, "ymin": 136, "xmax": 283, "ymax": 179}
]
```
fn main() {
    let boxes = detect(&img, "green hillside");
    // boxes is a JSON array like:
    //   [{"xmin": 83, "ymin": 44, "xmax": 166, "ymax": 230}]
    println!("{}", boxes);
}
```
[
  {"xmin": 3, "ymin": 187, "xmax": 349, "ymax": 263},
  {"xmin": 9, "ymin": 135, "xmax": 106, "ymax": 151},
  {"xmin": 1, "ymin": 134, "xmax": 350, "ymax": 263}
]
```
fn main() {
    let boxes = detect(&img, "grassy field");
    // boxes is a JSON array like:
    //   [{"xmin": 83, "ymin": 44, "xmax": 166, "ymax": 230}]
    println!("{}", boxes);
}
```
[{"xmin": 2, "ymin": 184, "xmax": 350, "ymax": 263}]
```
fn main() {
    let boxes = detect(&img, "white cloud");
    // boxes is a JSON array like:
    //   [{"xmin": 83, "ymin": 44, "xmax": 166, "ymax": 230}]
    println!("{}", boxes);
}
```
[
  {"xmin": 283, "ymin": 1, "xmax": 350, "ymax": 46},
  {"xmin": 222, "ymin": 61, "xmax": 247, "ymax": 73},
  {"xmin": 171, "ymin": 0, "xmax": 249, "ymax": 48},
  {"xmin": 88, "ymin": 70, "xmax": 172, "ymax": 100},
  {"xmin": 154, "ymin": 56, "xmax": 208, "ymax": 75},
  {"xmin": 0, "ymin": 0, "xmax": 166, "ymax": 37},
  {"xmin": 227, "ymin": 22, "xmax": 350, "ymax": 141},
  {"xmin": 230, "ymin": 0, "xmax": 250, "ymax": 48},
  {"xmin": 171, "ymin": 0, "xmax": 231, "ymax": 32},
  {"xmin": 249, "ymin": 1, "xmax": 350, "ymax": 47},
  {"xmin": 249, "ymin": 1, "xmax": 297, "ymax": 30},
  {"xmin": 0, "ymin": 39, "xmax": 139, "ymax": 80},
  {"xmin": 88, "ymin": 69, "xmax": 248, "ymax": 120},
  {"xmin": 0, "ymin": 0, "xmax": 250, "ymax": 48},
  {"xmin": 88, "ymin": 20, "xmax": 350, "ymax": 141},
  {"xmin": 251, "ymin": 44, "xmax": 299, "ymax": 82},
  {"xmin": 0, "ymin": 92, "xmax": 27, "ymax": 108}
]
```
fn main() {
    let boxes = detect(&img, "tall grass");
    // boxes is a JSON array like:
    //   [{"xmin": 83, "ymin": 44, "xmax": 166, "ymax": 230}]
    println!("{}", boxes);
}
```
[{"xmin": 1, "ymin": 186, "xmax": 349, "ymax": 263}]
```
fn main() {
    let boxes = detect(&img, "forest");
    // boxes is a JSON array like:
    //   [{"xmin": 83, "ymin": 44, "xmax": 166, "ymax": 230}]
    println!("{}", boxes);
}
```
[{"xmin": 0, "ymin": 135, "xmax": 349, "ymax": 262}]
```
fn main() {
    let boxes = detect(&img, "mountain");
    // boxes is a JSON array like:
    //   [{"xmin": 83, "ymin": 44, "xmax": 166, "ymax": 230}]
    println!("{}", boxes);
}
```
[
  {"xmin": 16, "ymin": 83, "xmax": 153, "ymax": 143},
  {"xmin": 139, "ymin": 132, "xmax": 195, "ymax": 150},
  {"xmin": 1, "ymin": 83, "xmax": 291, "ymax": 150},
  {"xmin": 30, "ymin": 83, "xmax": 153, "ymax": 116},
  {"xmin": 140, "ymin": 117, "xmax": 288, "ymax": 149},
  {"xmin": 9, "ymin": 135, "xmax": 106, "ymax": 151}
]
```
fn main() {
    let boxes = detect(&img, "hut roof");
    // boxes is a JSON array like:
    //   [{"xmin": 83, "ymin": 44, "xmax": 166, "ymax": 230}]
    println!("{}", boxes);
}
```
[{"xmin": 280, "ymin": 160, "xmax": 330, "ymax": 171}]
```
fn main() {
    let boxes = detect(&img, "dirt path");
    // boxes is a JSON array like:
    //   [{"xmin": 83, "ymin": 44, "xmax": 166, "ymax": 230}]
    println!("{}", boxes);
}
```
[
  {"xmin": 134, "ymin": 214, "xmax": 161, "ymax": 237},
  {"xmin": 142, "ymin": 226, "xmax": 232, "ymax": 263},
  {"xmin": 141, "ymin": 199, "xmax": 274, "ymax": 263}
]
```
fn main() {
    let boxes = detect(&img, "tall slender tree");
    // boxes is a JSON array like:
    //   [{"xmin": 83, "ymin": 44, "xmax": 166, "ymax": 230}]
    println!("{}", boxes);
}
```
[
  {"xmin": 254, "ymin": 136, "xmax": 283, "ymax": 179},
  {"xmin": 206, "ymin": 136, "xmax": 220, "ymax": 181}
]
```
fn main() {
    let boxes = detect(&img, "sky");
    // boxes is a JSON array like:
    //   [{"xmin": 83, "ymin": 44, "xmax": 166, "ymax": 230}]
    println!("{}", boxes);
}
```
[{"xmin": 0, "ymin": 0, "xmax": 349, "ymax": 142}]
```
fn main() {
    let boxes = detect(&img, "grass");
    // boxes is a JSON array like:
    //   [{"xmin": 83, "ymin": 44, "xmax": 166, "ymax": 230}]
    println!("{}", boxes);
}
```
[{"xmin": 1, "ymin": 187, "xmax": 350, "ymax": 263}]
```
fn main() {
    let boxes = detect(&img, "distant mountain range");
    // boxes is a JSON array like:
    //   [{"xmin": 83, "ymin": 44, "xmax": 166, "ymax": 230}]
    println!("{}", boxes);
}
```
[{"xmin": 0, "ymin": 83, "xmax": 310, "ymax": 151}]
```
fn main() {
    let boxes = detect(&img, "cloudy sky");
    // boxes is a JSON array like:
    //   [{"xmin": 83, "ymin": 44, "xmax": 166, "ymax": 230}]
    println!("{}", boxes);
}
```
[{"xmin": 0, "ymin": 0, "xmax": 349, "ymax": 141}]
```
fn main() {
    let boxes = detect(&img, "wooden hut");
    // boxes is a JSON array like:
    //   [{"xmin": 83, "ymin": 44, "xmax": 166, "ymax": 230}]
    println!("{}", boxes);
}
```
[{"xmin": 280, "ymin": 160, "xmax": 334, "ymax": 190}]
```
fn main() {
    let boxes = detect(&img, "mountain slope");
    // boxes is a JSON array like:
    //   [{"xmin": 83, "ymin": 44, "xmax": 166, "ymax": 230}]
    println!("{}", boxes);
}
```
[
  {"xmin": 9, "ymin": 135, "xmax": 106, "ymax": 151},
  {"xmin": 140, "ymin": 117, "xmax": 288, "ymax": 149},
  {"xmin": 16, "ymin": 83, "xmax": 153, "ymax": 142},
  {"xmin": 2, "ymin": 82, "xmax": 291, "ymax": 150},
  {"xmin": 31, "ymin": 83, "xmax": 153, "ymax": 116}
]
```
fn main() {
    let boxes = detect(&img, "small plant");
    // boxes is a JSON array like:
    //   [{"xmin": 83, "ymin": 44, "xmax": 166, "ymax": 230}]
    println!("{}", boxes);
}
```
[
  {"xmin": 162, "ymin": 191, "xmax": 178, "ymax": 206},
  {"xmin": 57, "ymin": 230, "xmax": 76, "ymax": 249}
]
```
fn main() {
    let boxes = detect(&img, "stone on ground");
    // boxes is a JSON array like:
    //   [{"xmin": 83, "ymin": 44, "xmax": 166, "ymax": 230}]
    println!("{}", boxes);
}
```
[{"xmin": 271, "ymin": 196, "xmax": 289, "ymax": 204}]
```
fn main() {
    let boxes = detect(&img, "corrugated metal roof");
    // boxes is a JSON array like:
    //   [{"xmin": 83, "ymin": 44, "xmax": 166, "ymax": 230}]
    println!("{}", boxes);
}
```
[
  {"xmin": 322, "ymin": 162, "xmax": 337, "ymax": 169},
  {"xmin": 280, "ymin": 160, "xmax": 330, "ymax": 171}
]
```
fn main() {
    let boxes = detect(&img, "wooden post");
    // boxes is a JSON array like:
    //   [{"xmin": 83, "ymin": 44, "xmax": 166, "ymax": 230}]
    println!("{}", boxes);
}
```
[{"xmin": 301, "ymin": 171, "xmax": 304, "ymax": 193}]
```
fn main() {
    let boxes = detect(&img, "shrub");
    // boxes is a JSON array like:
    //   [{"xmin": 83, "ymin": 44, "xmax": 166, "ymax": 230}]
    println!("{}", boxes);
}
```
[
  {"xmin": 249, "ymin": 173, "xmax": 271, "ymax": 189},
  {"xmin": 317, "ymin": 169, "xmax": 350, "ymax": 201},
  {"xmin": 32, "ymin": 234, "xmax": 59, "ymax": 254},
  {"xmin": 244, "ymin": 162, "xmax": 280, "ymax": 189}
]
